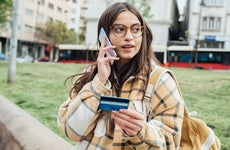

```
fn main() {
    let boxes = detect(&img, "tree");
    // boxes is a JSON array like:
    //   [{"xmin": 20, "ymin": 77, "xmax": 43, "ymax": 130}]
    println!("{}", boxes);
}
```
[
  {"xmin": 126, "ymin": 0, "xmax": 153, "ymax": 19},
  {"xmin": 0, "ymin": 0, "xmax": 12, "ymax": 24},
  {"xmin": 42, "ymin": 20, "xmax": 77, "ymax": 45}
]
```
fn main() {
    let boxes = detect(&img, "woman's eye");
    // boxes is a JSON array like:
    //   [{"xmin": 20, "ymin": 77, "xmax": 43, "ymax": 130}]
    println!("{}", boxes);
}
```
[
  {"xmin": 115, "ymin": 27, "xmax": 125, "ymax": 33},
  {"xmin": 132, "ymin": 27, "xmax": 140, "ymax": 33}
]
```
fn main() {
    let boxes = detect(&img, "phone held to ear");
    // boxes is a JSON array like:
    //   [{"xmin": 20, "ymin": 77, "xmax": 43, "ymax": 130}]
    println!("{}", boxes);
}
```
[
  {"xmin": 99, "ymin": 28, "xmax": 117, "ymax": 64},
  {"xmin": 99, "ymin": 96, "xmax": 130, "ymax": 111}
]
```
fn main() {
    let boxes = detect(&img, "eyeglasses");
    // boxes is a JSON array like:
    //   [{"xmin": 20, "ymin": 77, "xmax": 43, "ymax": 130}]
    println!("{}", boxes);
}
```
[{"xmin": 110, "ymin": 24, "xmax": 143, "ymax": 38}]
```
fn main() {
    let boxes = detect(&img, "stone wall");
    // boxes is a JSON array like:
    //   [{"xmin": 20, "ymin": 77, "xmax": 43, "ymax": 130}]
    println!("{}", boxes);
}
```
[{"xmin": 0, "ymin": 95, "xmax": 73, "ymax": 150}]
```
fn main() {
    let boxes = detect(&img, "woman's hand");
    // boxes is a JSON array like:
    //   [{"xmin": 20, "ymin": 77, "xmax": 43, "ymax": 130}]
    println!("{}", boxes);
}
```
[
  {"xmin": 97, "ymin": 37, "xmax": 119, "ymax": 84},
  {"xmin": 111, "ymin": 109, "xmax": 145, "ymax": 136}
]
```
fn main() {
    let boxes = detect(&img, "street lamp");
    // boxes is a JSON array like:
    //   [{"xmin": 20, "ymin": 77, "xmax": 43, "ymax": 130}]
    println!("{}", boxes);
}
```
[{"xmin": 194, "ymin": 0, "xmax": 205, "ymax": 68}]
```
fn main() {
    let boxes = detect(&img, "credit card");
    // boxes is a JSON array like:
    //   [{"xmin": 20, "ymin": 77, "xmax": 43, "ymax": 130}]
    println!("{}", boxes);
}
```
[
  {"xmin": 99, "ymin": 28, "xmax": 117, "ymax": 57},
  {"xmin": 99, "ymin": 96, "xmax": 129, "ymax": 111}
]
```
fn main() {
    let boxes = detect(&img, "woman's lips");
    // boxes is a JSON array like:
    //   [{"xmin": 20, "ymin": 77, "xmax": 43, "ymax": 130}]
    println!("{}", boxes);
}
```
[{"xmin": 121, "ymin": 44, "xmax": 135, "ymax": 51}]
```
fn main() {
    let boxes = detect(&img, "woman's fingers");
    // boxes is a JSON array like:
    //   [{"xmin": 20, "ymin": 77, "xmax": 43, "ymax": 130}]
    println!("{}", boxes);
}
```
[
  {"xmin": 97, "ymin": 37, "xmax": 118, "ymax": 84},
  {"xmin": 111, "ymin": 109, "xmax": 145, "ymax": 136}
]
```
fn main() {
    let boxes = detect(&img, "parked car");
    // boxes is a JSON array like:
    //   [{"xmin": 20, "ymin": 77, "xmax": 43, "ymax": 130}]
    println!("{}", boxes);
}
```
[
  {"xmin": 37, "ymin": 56, "xmax": 49, "ymax": 62},
  {"xmin": 0, "ymin": 52, "xmax": 5, "ymax": 60},
  {"xmin": 16, "ymin": 55, "xmax": 33, "ymax": 63}
]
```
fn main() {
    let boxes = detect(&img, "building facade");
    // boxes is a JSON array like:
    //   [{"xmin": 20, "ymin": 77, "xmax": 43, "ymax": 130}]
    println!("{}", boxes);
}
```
[
  {"xmin": 83, "ymin": 0, "xmax": 229, "ymax": 68},
  {"xmin": 0, "ymin": 0, "xmax": 87, "ymax": 61},
  {"xmin": 84, "ymin": 0, "xmax": 177, "ymax": 64},
  {"xmin": 1, "ymin": 0, "xmax": 229, "ymax": 68},
  {"xmin": 188, "ymin": 0, "xmax": 230, "ymax": 50},
  {"xmin": 167, "ymin": 0, "xmax": 230, "ymax": 68}
]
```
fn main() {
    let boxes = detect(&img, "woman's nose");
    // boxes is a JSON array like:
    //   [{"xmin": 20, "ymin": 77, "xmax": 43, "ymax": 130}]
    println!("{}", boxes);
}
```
[{"xmin": 124, "ymin": 29, "xmax": 134, "ymax": 40}]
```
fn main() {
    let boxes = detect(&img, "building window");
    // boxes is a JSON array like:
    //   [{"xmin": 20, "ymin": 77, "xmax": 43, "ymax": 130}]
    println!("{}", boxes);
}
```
[
  {"xmin": 57, "ymin": 7, "xmax": 62, "ymax": 13},
  {"xmin": 202, "ymin": 16, "xmax": 221, "ymax": 31},
  {"xmin": 216, "ymin": 17, "xmax": 221, "ymax": 30},
  {"xmin": 38, "ymin": 0, "xmax": 45, "ymax": 5},
  {"xmin": 200, "ymin": 40, "xmax": 224, "ymax": 48},
  {"xmin": 25, "ymin": 9, "xmax": 33, "ymax": 17},
  {"xmin": 203, "ymin": 0, "xmax": 224, "ymax": 6},
  {"xmin": 202, "ymin": 17, "xmax": 207, "ymax": 30},
  {"xmin": 47, "ymin": 17, "xmax": 53, "ymax": 21},
  {"xmin": 37, "ymin": 13, "xmax": 44, "ymax": 22},
  {"xmin": 48, "ymin": 3, "xmax": 54, "ymax": 9},
  {"xmin": 35, "ymin": 27, "xmax": 42, "ymax": 35},
  {"xmin": 209, "ymin": 17, "xmax": 215, "ymax": 30},
  {"xmin": 71, "ymin": 18, "xmax": 76, "ymax": 23},
  {"xmin": 25, "ymin": 25, "xmax": 33, "ymax": 33}
]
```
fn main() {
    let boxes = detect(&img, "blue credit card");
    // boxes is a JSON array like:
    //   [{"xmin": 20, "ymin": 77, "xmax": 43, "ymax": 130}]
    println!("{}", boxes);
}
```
[{"xmin": 99, "ymin": 96, "xmax": 130, "ymax": 111}]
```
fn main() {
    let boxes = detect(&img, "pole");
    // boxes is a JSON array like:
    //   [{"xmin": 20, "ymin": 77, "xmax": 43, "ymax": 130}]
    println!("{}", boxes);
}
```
[
  {"xmin": 32, "ymin": 0, "xmax": 40, "ymax": 63},
  {"xmin": 194, "ymin": 0, "xmax": 204, "ymax": 68},
  {"xmin": 7, "ymin": 0, "xmax": 20, "ymax": 84}
]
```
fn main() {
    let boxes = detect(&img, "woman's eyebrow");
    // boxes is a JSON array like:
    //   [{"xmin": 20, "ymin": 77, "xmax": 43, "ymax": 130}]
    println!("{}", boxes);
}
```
[{"xmin": 112, "ymin": 23, "xmax": 141, "ymax": 27}]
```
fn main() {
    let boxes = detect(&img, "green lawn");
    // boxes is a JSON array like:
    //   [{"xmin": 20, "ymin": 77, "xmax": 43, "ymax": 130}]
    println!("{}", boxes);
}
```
[{"xmin": 0, "ymin": 62, "xmax": 229, "ymax": 149}]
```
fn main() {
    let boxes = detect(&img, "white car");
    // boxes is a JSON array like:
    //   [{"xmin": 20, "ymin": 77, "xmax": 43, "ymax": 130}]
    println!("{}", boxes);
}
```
[{"xmin": 16, "ymin": 55, "xmax": 33, "ymax": 63}]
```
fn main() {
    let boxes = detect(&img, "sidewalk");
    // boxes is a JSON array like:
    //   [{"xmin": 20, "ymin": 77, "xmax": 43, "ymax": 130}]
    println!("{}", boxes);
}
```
[{"xmin": 0, "ymin": 95, "xmax": 73, "ymax": 150}]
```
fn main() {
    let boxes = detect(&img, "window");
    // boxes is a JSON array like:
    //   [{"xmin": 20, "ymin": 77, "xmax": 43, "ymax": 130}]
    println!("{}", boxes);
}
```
[
  {"xmin": 57, "ymin": 7, "xmax": 62, "ymax": 13},
  {"xmin": 198, "ymin": 52, "xmax": 222, "ymax": 63},
  {"xmin": 168, "ymin": 51, "xmax": 191, "ymax": 63},
  {"xmin": 209, "ymin": 17, "xmax": 215, "ymax": 30},
  {"xmin": 35, "ymin": 27, "xmax": 42, "ymax": 35},
  {"xmin": 202, "ymin": 17, "xmax": 207, "ymax": 30},
  {"xmin": 202, "ymin": 17, "xmax": 221, "ymax": 31},
  {"xmin": 25, "ymin": 9, "xmax": 33, "ymax": 17},
  {"xmin": 216, "ymin": 17, "xmax": 221, "ymax": 30},
  {"xmin": 71, "ymin": 18, "xmax": 75, "ymax": 23},
  {"xmin": 47, "ymin": 17, "xmax": 53, "ymax": 21},
  {"xmin": 48, "ymin": 3, "xmax": 54, "ymax": 9},
  {"xmin": 204, "ymin": 0, "xmax": 224, "ymax": 6},
  {"xmin": 24, "ymin": 25, "xmax": 33, "ymax": 33},
  {"xmin": 37, "ymin": 13, "xmax": 44, "ymax": 22},
  {"xmin": 38, "ymin": 0, "xmax": 45, "ymax": 5},
  {"xmin": 200, "ymin": 40, "xmax": 224, "ymax": 48}
]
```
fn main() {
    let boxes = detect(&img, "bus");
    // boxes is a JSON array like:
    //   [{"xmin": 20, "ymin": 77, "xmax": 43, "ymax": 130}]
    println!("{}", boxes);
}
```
[
  {"xmin": 167, "ymin": 46, "xmax": 230, "ymax": 70},
  {"xmin": 57, "ymin": 44, "xmax": 230, "ymax": 70},
  {"xmin": 57, "ymin": 44, "xmax": 98, "ymax": 64}
]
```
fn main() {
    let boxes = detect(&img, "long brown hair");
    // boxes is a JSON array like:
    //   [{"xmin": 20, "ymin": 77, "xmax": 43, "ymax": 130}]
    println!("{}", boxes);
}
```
[{"xmin": 65, "ymin": 2, "xmax": 160, "ymax": 130}]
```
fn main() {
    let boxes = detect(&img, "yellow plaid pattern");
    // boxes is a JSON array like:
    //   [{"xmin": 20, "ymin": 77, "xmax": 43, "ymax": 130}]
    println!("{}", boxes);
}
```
[{"xmin": 57, "ymin": 68, "xmax": 184, "ymax": 150}]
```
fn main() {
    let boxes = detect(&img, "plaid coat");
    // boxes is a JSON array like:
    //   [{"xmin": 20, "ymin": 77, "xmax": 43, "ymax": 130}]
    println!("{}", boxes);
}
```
[{"xmin": 57, "ymin": 68, "xmax": 184, "ymax": 150}]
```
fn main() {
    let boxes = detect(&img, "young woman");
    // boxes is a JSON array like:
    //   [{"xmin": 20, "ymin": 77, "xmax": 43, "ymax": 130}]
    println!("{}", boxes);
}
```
[{"xmin": 57, "ymin": 2, "xmax": 184, "ymax": 150}]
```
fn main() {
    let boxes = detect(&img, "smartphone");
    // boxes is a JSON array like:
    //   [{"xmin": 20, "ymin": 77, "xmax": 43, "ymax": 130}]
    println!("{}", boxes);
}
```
[
  {"xmin": 99, "ymin": 28, "xmax": 117, "ymax": 58},
  {"xmin": 99, "ymin": 96, "xmax": 130, "ymax": 111}
]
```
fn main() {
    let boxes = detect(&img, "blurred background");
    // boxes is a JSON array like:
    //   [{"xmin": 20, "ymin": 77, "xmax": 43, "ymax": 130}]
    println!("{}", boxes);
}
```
[
  {"xmin": 0, "ymin": 0, "xmax": 229, "ymax": 70},
  {"xmin": 0, "ymin": 0, "xmax": 230, "ymax": 149}
]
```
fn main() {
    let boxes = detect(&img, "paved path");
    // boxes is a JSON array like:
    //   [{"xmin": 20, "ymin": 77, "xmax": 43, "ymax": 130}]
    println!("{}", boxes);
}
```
[{"xmin": 0, "ymin": 95, "xmax": 73, "ymax": 150}]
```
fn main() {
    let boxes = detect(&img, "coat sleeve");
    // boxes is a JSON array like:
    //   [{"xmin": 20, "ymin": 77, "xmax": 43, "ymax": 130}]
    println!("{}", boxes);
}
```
[
  {"xmin": 57, "ymin": 74, "xmax": 112, "ymax": 141},
  {"xmin": 123, "ymin": 72, "xmax": 184, "ymax": 150}
]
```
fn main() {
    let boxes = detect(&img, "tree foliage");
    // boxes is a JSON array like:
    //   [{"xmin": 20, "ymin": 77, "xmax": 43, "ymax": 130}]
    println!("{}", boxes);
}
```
[
  {"xmin": 42, "ymin": 20, "xmax": 77, "ymax": 45},
  {"xmin": 126, "ymin": 0, "xmax": 153, "ymax": 19},
  {"xmin": 0, "ymin": 0, "xmax": 12, "ymax": 23}
]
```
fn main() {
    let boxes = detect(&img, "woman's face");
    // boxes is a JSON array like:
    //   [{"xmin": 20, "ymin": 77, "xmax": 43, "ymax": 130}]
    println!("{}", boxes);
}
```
[{"xmin": 109, "ymin": 11, "xmax": 142, "ymax": 65}]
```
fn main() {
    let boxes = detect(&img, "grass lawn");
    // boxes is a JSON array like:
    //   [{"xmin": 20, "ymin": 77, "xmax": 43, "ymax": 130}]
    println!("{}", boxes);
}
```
[{"xmin": 0, "ymin": 62, "xmax": 229, "ymax": 149}]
